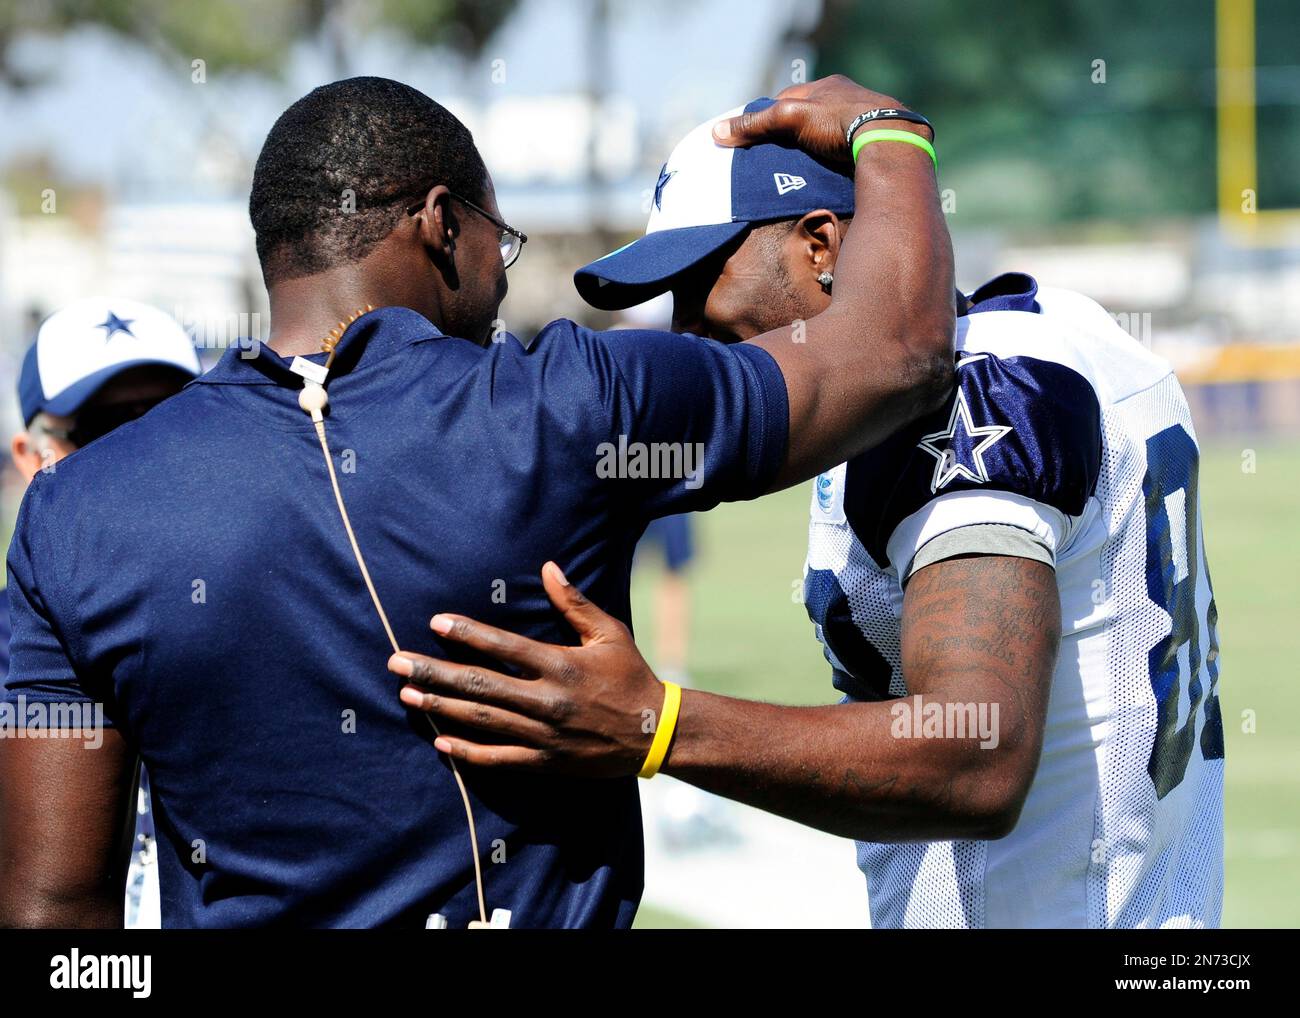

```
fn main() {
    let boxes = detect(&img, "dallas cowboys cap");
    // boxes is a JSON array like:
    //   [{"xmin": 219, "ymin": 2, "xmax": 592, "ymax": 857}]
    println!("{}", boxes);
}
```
[
  {"xmin": 18, "ymin": 297, "xmax": 202, "ymax": 425},
  {"xmin": 574, "ymin": 97, "xmax": 855, "ymax": 311}
]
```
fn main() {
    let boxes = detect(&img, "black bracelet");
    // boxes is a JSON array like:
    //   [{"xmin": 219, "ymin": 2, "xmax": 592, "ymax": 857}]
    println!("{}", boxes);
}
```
[{"xmin": 845, "ymin": 108, "xmax": 934, "ymax": 148}]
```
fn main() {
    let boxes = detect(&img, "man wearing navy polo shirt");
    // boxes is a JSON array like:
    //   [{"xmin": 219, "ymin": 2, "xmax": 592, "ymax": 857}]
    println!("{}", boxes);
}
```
[{"xmin": 0, "ymin": 74, "xmax": 953, "ymax": 928}]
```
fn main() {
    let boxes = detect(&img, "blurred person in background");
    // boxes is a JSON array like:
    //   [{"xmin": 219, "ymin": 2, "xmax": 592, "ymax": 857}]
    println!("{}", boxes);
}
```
[
  {"xmin": 638, "ymin": 514, "xmax": 693, "ymax": 686},
  {"xmin": 4, "ymin": 297, "xmax": 201, "ymax": 928}
]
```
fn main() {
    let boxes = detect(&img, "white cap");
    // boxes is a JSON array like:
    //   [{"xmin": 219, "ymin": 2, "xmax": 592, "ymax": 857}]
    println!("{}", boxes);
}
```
[{"xmin": 19, "ymin": 297, "xmax": 202, "ymax": 424}]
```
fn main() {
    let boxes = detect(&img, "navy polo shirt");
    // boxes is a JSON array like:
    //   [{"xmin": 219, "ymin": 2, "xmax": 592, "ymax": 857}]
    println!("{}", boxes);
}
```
[{"xmin": 3, "ymin": 307, "xmax": 788, "ymax": 928}]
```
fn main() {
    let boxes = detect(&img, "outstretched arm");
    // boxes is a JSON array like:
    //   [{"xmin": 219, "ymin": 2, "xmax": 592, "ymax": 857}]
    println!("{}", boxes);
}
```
[
  {"xmin": 657, "ymin": 555, "xmax": 1058, "ymax": 840},
  {"xmin": 389, "ymin": 555, "xmax": 1059, "ymax": 843}
]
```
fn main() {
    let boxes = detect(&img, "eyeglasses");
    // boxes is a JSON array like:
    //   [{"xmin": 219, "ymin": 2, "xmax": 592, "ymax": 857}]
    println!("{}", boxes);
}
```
[
  {"xmin": 406, "ymin": 191, "xmax": 528, "ymax": 269},
  {"xmin": 38, "ymin": 396, "xmax": 169, "ymax": 449}
]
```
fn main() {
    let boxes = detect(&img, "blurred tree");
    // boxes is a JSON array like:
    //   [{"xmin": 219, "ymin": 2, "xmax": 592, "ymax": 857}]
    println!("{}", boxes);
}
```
[
  {"xmin": 813, "ymin": 0, "xmax": 1298, "ymax": 224},
  {"xmin": 0, "ymin": 0, "xmax": 518, "ymax": 85}
]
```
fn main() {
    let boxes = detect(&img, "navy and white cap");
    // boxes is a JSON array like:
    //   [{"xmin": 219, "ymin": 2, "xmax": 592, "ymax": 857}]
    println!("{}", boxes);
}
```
[
  {"xmin": 18, "ymin": 297, "xmax": 201, "ymax": 425},
  {"xmin": 575, "ymin": 97, "xmax": 855, "ymax": 311}
]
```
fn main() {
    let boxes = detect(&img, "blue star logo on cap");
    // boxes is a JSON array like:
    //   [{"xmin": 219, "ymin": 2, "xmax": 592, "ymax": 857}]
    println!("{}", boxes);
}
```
[
  {"xmin": 96, "ymin": 311, "xmax": 136, "ymax": 341},
  {"xmin": 917, "ymin": 389, "xmax": 1013, "ymax": 492},
  {"xmin": 653, "ymin": 164, "xmax": 676, "ymax": 211}
]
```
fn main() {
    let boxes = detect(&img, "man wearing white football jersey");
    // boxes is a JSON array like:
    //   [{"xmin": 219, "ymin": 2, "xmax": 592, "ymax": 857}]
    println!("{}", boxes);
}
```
[
  {"xmin": 386, "ymin": 94, "xmax": 1224, "ymax": 928},
  {"xmin": 794, "ymin": 274, "xmax": 1223, "ymax": 927}
]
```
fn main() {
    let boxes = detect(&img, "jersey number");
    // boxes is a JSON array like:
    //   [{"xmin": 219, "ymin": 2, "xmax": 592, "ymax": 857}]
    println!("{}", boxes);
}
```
[{"xmin": 1142, "ymin": 425, "xmax": 1224, "ymax": 799}]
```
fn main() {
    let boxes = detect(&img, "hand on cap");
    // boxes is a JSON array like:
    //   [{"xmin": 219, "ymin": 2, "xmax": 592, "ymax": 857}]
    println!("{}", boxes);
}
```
[{"xmin": 711, "ymin": 74, "xmax": 915, "ymax": 164}]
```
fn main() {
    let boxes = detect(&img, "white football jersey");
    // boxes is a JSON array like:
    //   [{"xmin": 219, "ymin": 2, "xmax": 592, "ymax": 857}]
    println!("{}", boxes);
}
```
[{"xmin": 804, "ymin": 273, "xmax": 1223, "ymax": 928}]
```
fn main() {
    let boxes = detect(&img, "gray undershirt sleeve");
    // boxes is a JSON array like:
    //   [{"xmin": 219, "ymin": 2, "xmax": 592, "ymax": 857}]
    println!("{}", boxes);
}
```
[{"xmin": 903, "ymin": 523, "xmax": 1056, "ymax": 586}]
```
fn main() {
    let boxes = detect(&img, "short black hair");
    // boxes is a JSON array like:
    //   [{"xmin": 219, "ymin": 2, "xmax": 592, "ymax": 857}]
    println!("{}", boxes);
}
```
[{"xmin": 249, "ymin": 76, "xmax": 487, "ymax": 284}]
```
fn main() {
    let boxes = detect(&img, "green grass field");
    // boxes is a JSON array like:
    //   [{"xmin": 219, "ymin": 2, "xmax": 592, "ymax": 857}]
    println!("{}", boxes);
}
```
[{"xmin": 629, "ymin": 439, "xmax": 1300, "ymax": 928}]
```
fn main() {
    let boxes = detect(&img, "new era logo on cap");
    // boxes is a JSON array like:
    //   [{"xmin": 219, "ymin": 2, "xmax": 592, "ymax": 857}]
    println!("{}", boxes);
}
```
[
  {"xmin": 574, "ymin": 97, "xmax": 855, "ymax": 311},
  {"xmin": 18, "ymin": 297, "xmax": 201, "ymax": 424},
  {"xmin": 774, "ymin": 172, "xmax": 807, "ymax": 195}
]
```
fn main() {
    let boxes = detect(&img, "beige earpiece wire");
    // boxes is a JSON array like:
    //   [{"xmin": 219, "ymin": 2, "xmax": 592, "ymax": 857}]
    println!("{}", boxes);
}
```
[{"xmin": 302, "ymin": 309, "xmax": 489, "ymax": 926}]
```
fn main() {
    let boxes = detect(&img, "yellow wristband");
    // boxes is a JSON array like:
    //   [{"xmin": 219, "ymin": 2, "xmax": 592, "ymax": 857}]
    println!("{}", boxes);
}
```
[
  {"xmin": 638, "ymin": 681, "xmax": 682, "ymax": 779},
  {"xmin": 852, "ymin": 127, "xmax": 937, "ymax": 170}
]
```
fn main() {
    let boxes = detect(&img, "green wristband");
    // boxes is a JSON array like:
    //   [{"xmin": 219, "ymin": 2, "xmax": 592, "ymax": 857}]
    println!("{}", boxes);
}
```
[{"xmin": 852, "ymin": 128, "xmax": 937, "ymax": 169}]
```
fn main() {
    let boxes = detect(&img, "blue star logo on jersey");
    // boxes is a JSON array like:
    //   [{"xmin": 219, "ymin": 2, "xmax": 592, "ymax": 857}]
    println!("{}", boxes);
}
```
[
  {"xmin": 96, "ymin": 312, "xmax": 136, "ymax": 341},
  {"xmin": 917, "ymin": 388, "xmax": 1013, "ymax": 492},
  {"xmin": 653, "ymin": 164, "xmax": 676, "ymax": 211}
]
